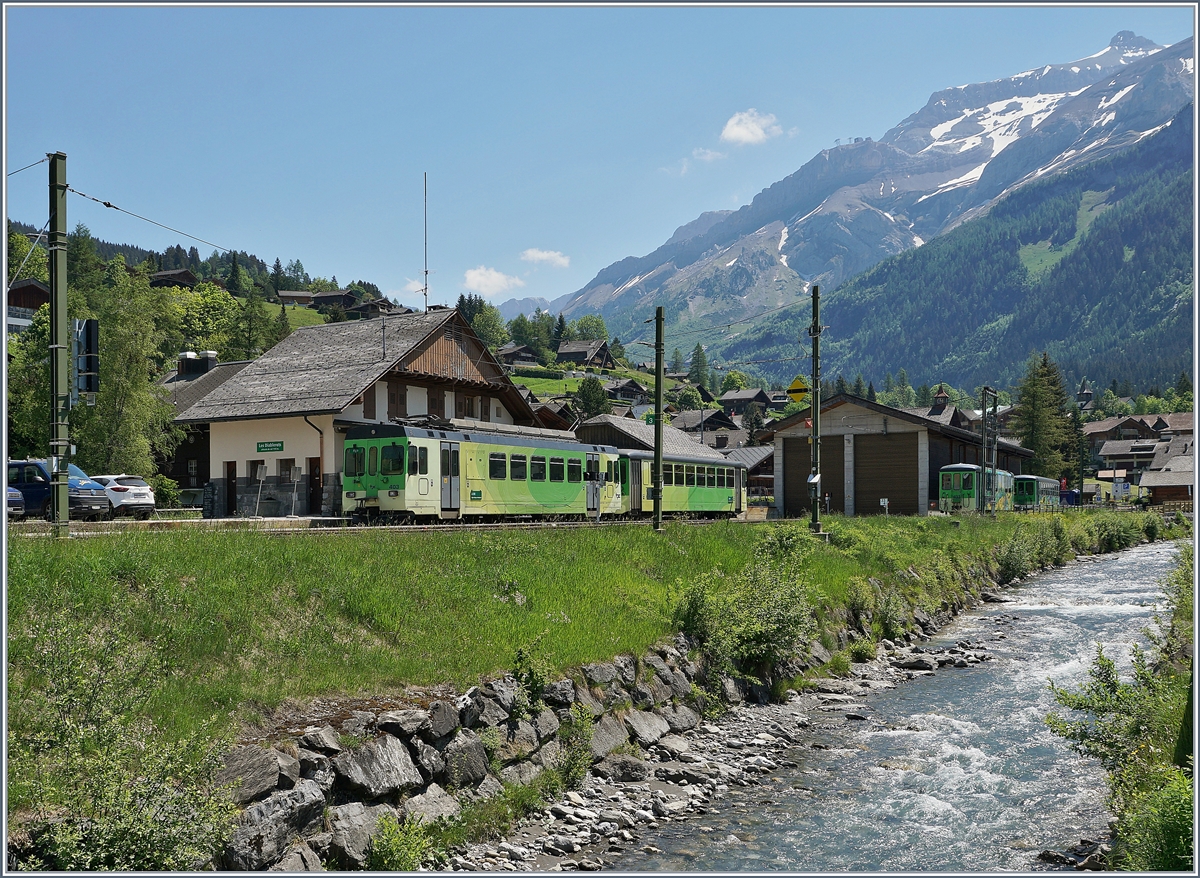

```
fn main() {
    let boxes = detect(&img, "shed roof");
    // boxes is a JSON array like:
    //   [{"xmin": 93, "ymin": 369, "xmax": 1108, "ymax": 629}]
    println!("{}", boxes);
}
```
[
  {"xmin": 575, "ymin": 414, "xmax": 729, "ymax": 461},
  {"xmin": 1139, "ymin": 454, "xmax": 1194, "ymax": 488},
  {"xmin": 177, "ymin": 310, "xmax": 463, "ymax": 423},
  {"xmin": 723, "ymin": 444, "xmax": 773, "ymax": 468}
]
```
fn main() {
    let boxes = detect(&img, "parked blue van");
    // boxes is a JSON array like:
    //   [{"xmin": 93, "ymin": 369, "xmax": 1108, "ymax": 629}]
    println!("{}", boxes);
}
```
[{"xmin": 7, "ymin": 460, "xmax": 109, "ymax": 520}]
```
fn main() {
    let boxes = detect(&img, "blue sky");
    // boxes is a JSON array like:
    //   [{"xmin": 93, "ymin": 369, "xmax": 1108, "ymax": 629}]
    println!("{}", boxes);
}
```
[{"xmin": 4, "ymin": 4, "xmax": 1194, "ymax": 310}]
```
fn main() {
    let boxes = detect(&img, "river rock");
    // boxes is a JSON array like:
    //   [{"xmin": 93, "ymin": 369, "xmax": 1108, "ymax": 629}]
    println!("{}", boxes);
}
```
[
  {"xmin": 443, "ymin": 728, "xmax": 489, "ymax": 786},
  {"xmin": 218, "ymin": 745, "xmax": 291, "ymax": 805},
  {"xmin": 403, "ymin": 782, "xmax": 462, "ymax": 824},
  {"xmin": 341, "ymin": 711, "xmax": 376, "ymax": 738},
  {"xmin": 624, "ymin": 709, "xmax": 670, "ymax": 745},
  {"xmin": 612, "ymin": 654, "xmax": 637, "ymax": 687},
  {"xmin": 589, "ymin": 713, "xmax": 629, "ymax": 760},
  {"xmin": 912, "ymin": 607, "xmax": 936, "ymax": 634},
  {"xmin": 656, "ymin": 734, "xmax": 690, "ymax": 756},
  {"xmin": 594, "ymin": 752, "xmax": 650, "ymax": 782},
  {"xmin": 894, "ymin": 655, "xmax": 937, "ymax": 672},
  {"xmin": 327, "ymin": 801, "xmax": 395, "ymax": 870},
  {"xmin": 485, "ymin": 677, "xmax": 519, "ymax": 712},
  {"xmin": 532, "ymin": 706, "xmax": 561, "ymax": 742},
  {"xmin": 221, "ymin": 779, "xmax": 326, "ymax": 870},
  {"xmin": 426, "ymin": 699, "xmax": 461, "ymax": 741},
  {"xmin": 267, "ymin": 841, "xmax": 323, "ymax": 872},
  {"xmin": 378, "ymin": 708, "xmax": 430, "ymax": 738},
  {"xmin": 476, "ymin": 695, "xmax": 511, "ymax": 728},
  {"xmin": 298, "ymin": 725, "xmax": 343, "ymax": 755},
  {"xmin": 807, "ymin": 640, "xmax": 833, "ymax": 667},
  {"xmin": 542, "ymin": 679, "xmax": 577, "ymax": 706},
  {"xmin": 497, "ymin": 719, "xmax": 539, "ymax": 762},
  {"xmin": 500, "ymin": 759, "xmax": 544, "ymax": 786},
  {"xmin": 583, "ymin": 661, "xmax": 617, "ymax": 684},
  {"xmin": 457, "ymin": 687, "xmax": 484, "ymax": 728},
  {"xmin": 296, "ymin": 746, "xmax": 335, "ymax": 794},
  {"xmin": 657, "ymin": 703, "xmax": 700, "ymax": 733},
  {"xmin": 408, "ymin": 736, "xmax": 446, "ymax": 781},
  {"xmin": 333, "ymin": 734, "xmax": 423, "ymax": 798}
]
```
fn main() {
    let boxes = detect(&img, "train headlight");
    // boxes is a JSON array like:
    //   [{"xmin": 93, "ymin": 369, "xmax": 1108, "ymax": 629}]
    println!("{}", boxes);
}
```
[
  {"xmin": 345, "ymin": 491, "xmax": 357, "ymax": 498},
  {"xmin": 388, "ymin": 490, "xmax": 399, "ymax": 497}
]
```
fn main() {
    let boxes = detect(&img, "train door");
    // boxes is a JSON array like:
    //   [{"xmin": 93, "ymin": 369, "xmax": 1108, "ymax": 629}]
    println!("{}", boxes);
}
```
[
  {"xmin": 440, "ymin": 441, "xmax": 460, "ymax": 517},
  {"xmin": 585, "ymin": 453, "xmax": 600, "ymax": 516},
  {"xmin": 629, "ymin": 458, "xmax": 642, "ymax": 513},
  {"xmin": 734, "ymin": 467, "xmax": 744, "ymax": 513}
]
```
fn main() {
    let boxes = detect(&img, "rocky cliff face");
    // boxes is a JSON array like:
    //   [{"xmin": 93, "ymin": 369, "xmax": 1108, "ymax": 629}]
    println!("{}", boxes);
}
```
[{"xmin": 539, "ymin": 33, "xmax": 1193, "ymax": 347}]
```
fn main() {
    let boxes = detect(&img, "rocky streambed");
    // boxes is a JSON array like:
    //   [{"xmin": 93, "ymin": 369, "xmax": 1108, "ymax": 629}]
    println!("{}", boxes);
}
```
[{"xmin": 213, "ymin": 602, "xmax": 1014, "ymax": 872}]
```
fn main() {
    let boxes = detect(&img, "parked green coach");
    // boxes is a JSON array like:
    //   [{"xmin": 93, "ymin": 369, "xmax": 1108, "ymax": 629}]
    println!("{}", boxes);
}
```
[{"xmin": 342, "ymin": 423, "xmax": 746, "ymax": 522}]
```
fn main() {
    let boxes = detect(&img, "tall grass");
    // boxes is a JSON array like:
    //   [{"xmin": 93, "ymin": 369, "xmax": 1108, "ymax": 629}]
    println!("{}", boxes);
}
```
[{"xmin": 6, "ymin": 522, "xmax": 755, "ymax": 739}]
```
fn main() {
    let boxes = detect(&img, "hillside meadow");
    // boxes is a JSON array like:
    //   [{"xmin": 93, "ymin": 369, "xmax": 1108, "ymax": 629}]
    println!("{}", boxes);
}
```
[{"xmin": 7, "ymin": 510, "xmax": 1175, "ymax": 748}]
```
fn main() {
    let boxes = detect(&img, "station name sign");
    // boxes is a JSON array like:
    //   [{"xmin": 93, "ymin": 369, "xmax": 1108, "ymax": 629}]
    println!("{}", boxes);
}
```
[{"xmin": 257, "ymin": 441, "xmax": 284, "ymax": 453}]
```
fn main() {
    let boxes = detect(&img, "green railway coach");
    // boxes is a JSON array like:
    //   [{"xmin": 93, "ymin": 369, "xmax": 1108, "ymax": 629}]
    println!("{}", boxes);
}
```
[
  {"xmin": 938, "ymin": 463, "xmax": 1014, "ymax": 514},
  {"xmin": 342, "ymin": 424, "xmax": 623, "ymax": 521},
  {"xmin": 1014, "ymin": 475, "xmax": 1061, "ymax": 511}
]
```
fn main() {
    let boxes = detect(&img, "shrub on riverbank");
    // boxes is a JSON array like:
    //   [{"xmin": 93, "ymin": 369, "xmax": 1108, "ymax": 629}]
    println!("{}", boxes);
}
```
[{"xmin": 1046, "ymin": 541, "xmax": 1194, "ymax": 871}]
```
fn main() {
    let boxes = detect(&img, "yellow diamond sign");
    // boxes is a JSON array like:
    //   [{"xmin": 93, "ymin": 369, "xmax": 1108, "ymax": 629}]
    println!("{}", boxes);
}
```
[{"xmin": 787, "ymin": 377, "xmax": 810, "ymax": 404}]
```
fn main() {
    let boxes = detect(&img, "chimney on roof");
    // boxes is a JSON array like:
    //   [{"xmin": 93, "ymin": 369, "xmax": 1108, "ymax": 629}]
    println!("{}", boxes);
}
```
[
  {"xmin": 199, "ymin": 350, "xmax": 219, "ymax": 374},
  {"xmin": 178, "ymin": 351, "xmax": 199, "ymax": 375}
]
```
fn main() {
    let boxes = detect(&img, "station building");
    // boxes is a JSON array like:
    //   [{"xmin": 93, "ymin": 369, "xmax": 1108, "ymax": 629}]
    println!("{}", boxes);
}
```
[{"xmin": 176, "ymin": 308, "xmax": 541, "ymax": 517}]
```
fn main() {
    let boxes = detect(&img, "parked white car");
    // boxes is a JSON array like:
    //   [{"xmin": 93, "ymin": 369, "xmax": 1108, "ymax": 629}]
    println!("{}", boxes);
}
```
[{"xmin": 91, "ymin": 474, "xmax": 156, "ymax": 520}]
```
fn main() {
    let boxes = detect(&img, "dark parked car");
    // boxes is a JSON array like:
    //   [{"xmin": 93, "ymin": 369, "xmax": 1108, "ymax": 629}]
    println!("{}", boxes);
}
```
[
  {"xmin": 7, "ymin": 485, "xmax": 25, "ymax": 519},
  {"xmin": 6, "ymin": 460, "xmax": 109, "ymax": 521}
]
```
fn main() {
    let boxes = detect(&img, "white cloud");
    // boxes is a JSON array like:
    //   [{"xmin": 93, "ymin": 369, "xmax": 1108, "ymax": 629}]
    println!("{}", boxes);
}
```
[
  {"xmin": 402, "ymin": 278, "xmax": 425, "ymax": 294},
  {"xmin": 720, "ymin": 109, "xmax": 782, "ymax": 145},
  {"xmin": 520, "ymin": 248, "xmax": 570, "ymax": 268},
  {"xmin": 463, "ymin": 266, "xmax": 525, "ymax": 297},
  {"xmin": 692, "ymin": 147, "xmax": 725, "ymax": 162}
]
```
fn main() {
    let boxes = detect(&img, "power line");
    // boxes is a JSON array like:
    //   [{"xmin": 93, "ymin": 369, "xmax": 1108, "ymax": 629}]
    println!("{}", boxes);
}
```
[
  {"xmin": 6, "ymin": 217, "xmax": 51, "ymax": 286},
  {"xmin": 65, "ymin": 186, "xmax": 231, "ymax": 254},
  {"xmin": 6, "ymin": 156, "xmax": 50, "ymax": 177},
  {"xmin": 625, "ymin": 301, "xmax": 804, "ymax": 348}
]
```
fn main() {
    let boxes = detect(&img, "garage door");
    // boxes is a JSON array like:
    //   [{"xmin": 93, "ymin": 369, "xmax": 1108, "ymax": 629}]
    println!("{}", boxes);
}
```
[
  {"xmin": 783, "ymin": 436, "xmax": 845, "ymax": 517},
  {"xmin": 854, "ymin": 433, "xmax": 919, "ymax": 515}
]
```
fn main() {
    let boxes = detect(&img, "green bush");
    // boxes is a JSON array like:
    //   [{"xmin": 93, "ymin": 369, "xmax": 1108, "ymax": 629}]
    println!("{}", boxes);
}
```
[
  {"xmin": 7, "ymin": 608, "xmax": 236, "ymax": 870},
  {"xmin": 875, "ymin": 586, "xmax": 909, "ymax": 641},
  {"xmin": 848, "ymin": 638, "xmax": 877, "ymax": 663},
  {"xmin": 824, "ymin": 652, "xmax": 851, "ymax": 677},
  {"xmin": 147, "ymin": 474, "xmax": 180, "ymax": 510},
  {"xmin": 1115, "ymin": 761, "xmax": 1194, "ymax": 871},
  {"xmin": 511, "ymin": 631, "xmax": 552, "ymax": 718},
  {"xmin": 367, "ymin": 813, "xmax": 433, "ymax": 871},
  {"xmin": 512, "ymin": 367, "xmax": 564, "ymax": 380},
  {"xmin": 556, "ymin": 703, "xmax": 594, "ymax": 789},
  {"xmin": 995, "ymin": 527, "xmax": 1033, "ymax": 583},
  {"xmin": 845, "ymin": 577, "xmax": 875, "ymax": 622}
]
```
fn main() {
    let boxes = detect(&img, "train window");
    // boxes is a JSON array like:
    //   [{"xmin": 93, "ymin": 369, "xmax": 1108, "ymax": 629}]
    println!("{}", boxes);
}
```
[
  {"xmin": 685, "ymin": 466, "xmax": 695, "ymax": 487},
  {"xmin": 606, "ymin": 460, "xmax": 613, "ymax": 482},
  {"xmin": 962, "ymin": 473, "xmax": 973, "ymax": 490},
  {"xmin": 409, "ymin": 445, "xmax": 419, "ymax": 475},
  {"xmin": 418, "ymin": 446, "xmax": 428, "ymax": 474},
  {"xmin": 707, "ymin": 467, "xmax": 716, "ymax": 487},
  {"xmin": 345, "ymin": 447, "xmax": 365, "ymax": 478},
  {"xmin": 511, "ymin": 454, "xmax": 527, "ymax": 480},
  {"xmin": 531, "ymin": 456, "xmax": 547, "ymax": 481},
  {"xmin": 367, "ymin": 446, "xmax": 378, "ymax": 476},
  {"xmin": 941, "ymin": 474, "xmax": 952, "ymax": 490},
  {"xmin": 452, "ymin": 448, "xmax": 460, "ymax": 477},
  {"xmin": 663, "ymin": 464, "xmax": 673, "ymax": 486},
  {"xmin": 489, "ymin": 453, "xmax": 507, "ymax": 480},
  {"xmin": 382, "ymin": 444, "xmax": 404, "ymax": 475},
  {"xmin": 674, "ymin": 464, "xmax": 684, "ymax": 484},
  {"xmin": 550, "ymin": 457, "xmax": 565, "ymax": 482},
  {"xmin": 620, "ymin": 458, "xmax": 628, "ymax": 488},
  {"xmin": 441, "ymin": 448, "xmax": 451, "ymax": 477},
  {"xmin": 567, "ymin": 459, "xmax": 583, "ymax": 483}
]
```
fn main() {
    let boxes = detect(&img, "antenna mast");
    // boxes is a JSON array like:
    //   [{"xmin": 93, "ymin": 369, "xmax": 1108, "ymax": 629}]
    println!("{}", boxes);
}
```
[{"xmin": 423, "ymin": 172, "xmax": 429, "ymax": 313}]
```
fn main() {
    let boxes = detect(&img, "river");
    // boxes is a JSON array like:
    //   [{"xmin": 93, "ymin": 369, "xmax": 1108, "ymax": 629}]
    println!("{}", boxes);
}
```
[{"xmin": 607, "ymin": 540, "xmax": 1180, "ymax": 872}]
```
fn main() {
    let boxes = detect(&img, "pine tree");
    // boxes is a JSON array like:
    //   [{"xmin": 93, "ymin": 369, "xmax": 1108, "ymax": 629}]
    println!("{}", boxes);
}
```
[
  {"xmin": 867, "ymin": 381, "xmax": 877, "ymax": 402},
  {"xmin": 743, "ymin": 404, "xmax": 765, "ymax": 445},
  {"xmin": 575, "ymin": 376, "xmax": 612, "ymax": 418},
  {"xmin": 835, "ymin": 374, "xmax": 849, "ymax": 394},
  {"xmin": 853, "ymin": 374, "xmax": 867, "ymax": 397},
  {"xmin": 273, "ymin": 303, "xmax": 291, "ymax": 346},
  {"xmin": 270, "ymin": 258, "xmax": 286, "ymax": 293},
  {"xmin": 1176, "ymin": 371, "xmax": 1192, "ymax": 396},
  {"xmin": 688, "ymin": 343, "xmax": 708, "ymax": 389},
  {"xmin": 226, "ymin": 253, "xmax": 247, "ymax": 295},
  {"xmin": 1013, "ymin": 352, "xmax": 1070, "ymax": 478},
  {"xmin": 552, "ymin": 313, "xmax": 568, "ymax": 348},
  {"xmin": 670, "ymin": 348, "xmax": 685, "ymax": 374}
]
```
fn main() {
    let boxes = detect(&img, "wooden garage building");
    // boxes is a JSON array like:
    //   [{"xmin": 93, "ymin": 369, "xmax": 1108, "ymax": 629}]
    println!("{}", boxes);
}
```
[{"xmin": 764, "ymin": 393, "xmax": 1032, "ymax": 517}]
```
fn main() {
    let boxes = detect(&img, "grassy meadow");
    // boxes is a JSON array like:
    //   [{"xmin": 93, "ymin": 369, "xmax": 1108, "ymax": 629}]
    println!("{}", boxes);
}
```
[{"xmin": 6, "ymin": 510, "xmax": 1178, "ymax": 746}]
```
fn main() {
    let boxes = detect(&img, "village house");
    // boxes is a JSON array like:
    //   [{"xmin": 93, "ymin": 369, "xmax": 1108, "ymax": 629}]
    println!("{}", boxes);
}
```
[
  {"xmin": 176, "ymin": 308, "xmax": 540, "ymax": 517},
  {"xmin": 6, "ymin": 277, "xmax": 49, "ymax": 334},
  {"xmin": 556, "ymin": 339, "xmax": 615, "ymax": 369},
  {"xmin": 762, "ymin": 393, "xmax": 1032, "ymax": 518},
  {"xmin": 719, "ymin": 387, "xmax": 773, "ymax": 415}
]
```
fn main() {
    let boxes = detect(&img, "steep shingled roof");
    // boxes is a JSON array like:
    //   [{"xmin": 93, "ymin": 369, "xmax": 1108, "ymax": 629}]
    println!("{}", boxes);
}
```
[
  {"xmin": 176, "ymin": 310, "xmax": 457, "ymax": 423},
  {"xmin": 576, "ymin": 414, "xmax": 729, "ymax": 461}
]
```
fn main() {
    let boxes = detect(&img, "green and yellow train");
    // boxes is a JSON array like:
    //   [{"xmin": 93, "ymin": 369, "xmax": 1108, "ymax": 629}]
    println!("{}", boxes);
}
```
[
  {"xmin": 938, "ymin": 463, "xmax": 1014, "ymax": 513},
  {"xmin": 341, "ymin": 423, "xmax": 746, "ymax": 522},
  {"xmin": 1014, "ymin": 475, "xmax": 1061, "ymax": 511}
]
